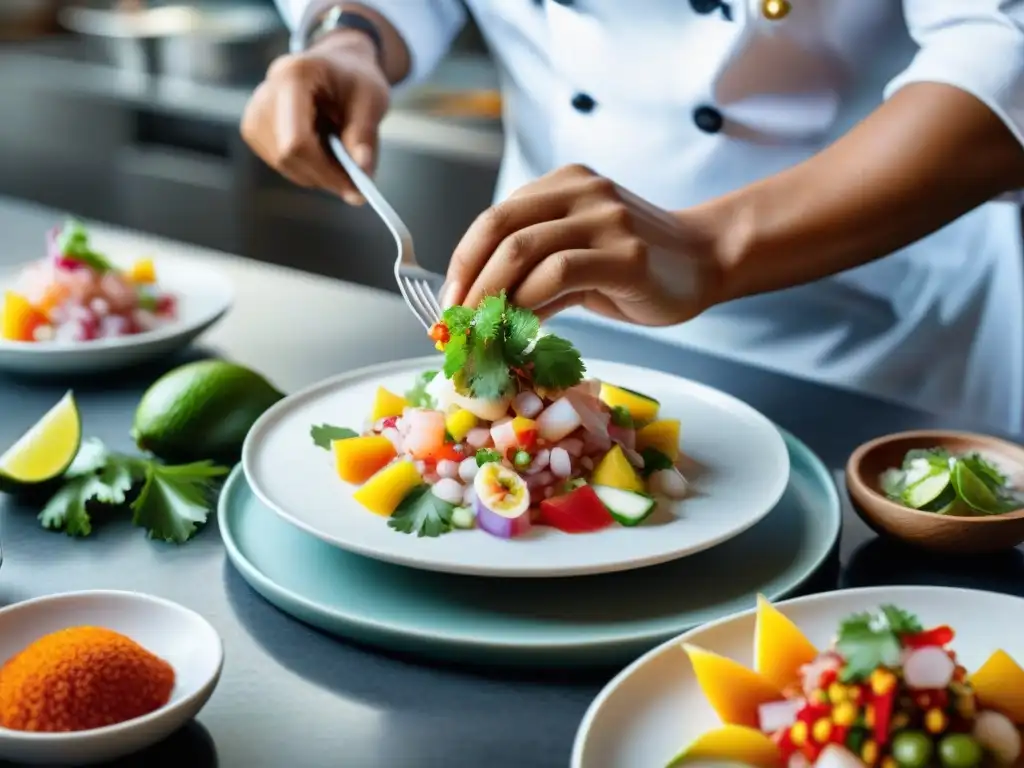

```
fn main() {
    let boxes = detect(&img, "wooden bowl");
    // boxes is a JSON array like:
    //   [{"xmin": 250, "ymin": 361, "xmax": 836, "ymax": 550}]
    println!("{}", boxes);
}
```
[{"xmin": 846, "ymin": 430, "xmax": 1024, "ymax": 554}]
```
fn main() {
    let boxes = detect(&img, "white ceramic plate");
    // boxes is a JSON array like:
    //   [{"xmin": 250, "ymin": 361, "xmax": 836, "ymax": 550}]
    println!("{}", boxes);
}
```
[
  {"xmin": 0, "ymin": 590, "xmax": 223, "ymax": 765},
  {"xmin": 0, "ymin": 259, "xmax": 232, "ymax": 375},
  {"xmin": 572, "ymin": 585, "xmax": 1024, "ymax": 768},
  {"xmin": 242, "ymin": 356, "xmax": 790, "ymax": 578}
]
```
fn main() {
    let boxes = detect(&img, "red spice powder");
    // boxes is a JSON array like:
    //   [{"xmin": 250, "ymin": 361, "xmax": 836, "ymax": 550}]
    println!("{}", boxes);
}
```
[{"xmin": 0, "ymin": 626, "xmax": 175, "ymax": 732}]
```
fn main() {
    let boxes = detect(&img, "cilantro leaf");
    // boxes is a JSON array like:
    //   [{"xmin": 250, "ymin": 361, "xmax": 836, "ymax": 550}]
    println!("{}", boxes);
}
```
[
  {"xmin": 130, "ymin": 461, "xmax": 229, "ymax": 543},
  {"xmin": 38, "ymin": 455, "xmax": 134, "ymax": 537},
  {"xmin": 56, "ymin": 219, "xmax": 113, "ymax": 273},
  {"xmin": 473, "ymin": 293, "xmax": 507, "ymax": 342},
  {"xmin": 65, "ymin": 437, "xmax": 112, "ymax": 478},
  {"xmin": 526, "ymin": 334, "xmax": 585, "ymax": 390},
  {"xmin": 405, "ymin": 370, "xmax": 438, "ymax": 408},
  {"xmin": 878, "ymin": 604, "xmax": 923, "ymax": 634},
  {"xmin": 443, "ymin": 332, "xmax": 469, "ymax": 379},
  {"xmin": 468, "ymin": 337, "xmax": 513, "ymax": 399},
  {"xmin": 310, "ymin": 424, "xmax": 358, "ymax": 450},
  {"xmin": 442, "ymin": 305, "xmax": 474, "ymax": 337},
  {"xmin": 639, "ymin": 447, "xmax": 674, "ymax": 477},
  {"xmin": 475, "ymin": 448, "xmax": 501, "ymax": 466},
  {"xmin": 504, "ymin": 305, "xmax": 540, "ymax": 361},
  {"xmin": 835, "ymin": 605, "xmax": 922, "ymax": 682},
  {"xmin": 388, "ymin": 485, "xmax": 454, "ymax": 537}
]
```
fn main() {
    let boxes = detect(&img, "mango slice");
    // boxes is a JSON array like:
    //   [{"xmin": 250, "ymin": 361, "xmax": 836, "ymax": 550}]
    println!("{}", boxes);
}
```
[
  {"xmin": 636, "ymin": 419, "xmax": 681, "ymax": 462},
  {"xmin": 445, "ymin": 408, "xmax": 478, "ymax": 442},
  {"xmin": 754, "ymin": 594, "xmax": 818, "ymax": 690},
  {"xmin": 683, "ymin": 643, "xmax": 784, "ymax": 728},
  {"xmin": 2, "ymin": 292, "xmax": 47, "ymax": 342},
  {"xmin": 591, "ymin": 444, "xmax": 644, "ymax": 493},
  {"xmin": 353, "ymin": 460, "xmax": 422, "ymax": 516},
  {"xmin": 599, "ymin": 383, "xmax": 660, "ymax": 424},
  {"xmin": 333, "ymin": 435, "xmax": 397, "ymax": 484},
  {"xmin": 128, "ymin": 257, "xmax": 156, "ymax": 283},
  {"xmin": 667, "ymin": 724, "xmax": 782, "ymax": 768},
  {"xmin": 370, "ymin": 387, "xmax": 408, "ymax": 422},
  {"xmin": 969, "ymin": 649, "xmax": 1024, "ymax": 724}
]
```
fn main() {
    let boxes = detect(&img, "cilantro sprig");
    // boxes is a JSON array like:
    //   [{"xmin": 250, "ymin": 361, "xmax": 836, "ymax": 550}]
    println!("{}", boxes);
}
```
[
  {"xmin": 56, "ymin": 219, "xmax": 114, "ymax": 273},
  {"xmin": 38, "ymin": 438, "xmax": 228, "ymax": 543},
  {"xmin": 438, "ymin": 292, "xmax": 585, "ymax": 399},
  {"xmin": 388, "ymin": 485, "xmax": 454, "ymax": 537},
  {"xmin": 834, "ymin": 605, "xmax": 923, "ymax": 682}
]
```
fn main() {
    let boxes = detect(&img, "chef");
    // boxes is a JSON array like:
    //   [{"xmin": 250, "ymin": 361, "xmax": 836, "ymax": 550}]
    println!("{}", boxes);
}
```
[{"xmin": 244, "ymin": 1, "xmax": 1024, "ymax": 432}]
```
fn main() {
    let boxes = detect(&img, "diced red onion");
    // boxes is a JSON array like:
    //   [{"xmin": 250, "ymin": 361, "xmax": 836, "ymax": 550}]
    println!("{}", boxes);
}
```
[
  {"xmin": 437, "ymin": 460, "xmax": 460, "ymax": 479},
  {"xmin": 458, "ymin": 458, "xmax": 478, "ymax": 483},
  {"xmin": 512, "ymin": 391, "xmax": 544, "ymax": 418},
  {"xmin": 649, "ymin": 468, "xmax": 688, "ymax": 499},
  {"xmin": 525, "ymin": 448, "xmax": 550, "ymax": 474},
  {"xmin": 544, "ymin": 486, "xmax": 555, "ymax": 498},
  {"xmin": 526, "ymin": 470, "xmax": 555, "ymax": 489},
  {"xmin": 432, "ymin": 478, "xmax": 464, "ymax": 505},
  {"xmin": 465, "ymin": 427, "xmax": 492, "ymax": 449},
  {"xmin": 623, "ymin": 447, "xmax": 645, "ymax": 468},
  {"xmin": 903, "ymin": 646, "xmax": 955, "ymax": 690},
  {"xmin": 557, "ymin": 437, "xmax": 584, "ymax": 457},
  {"xmin": 580, "ymin": 456, "xmax": 594, "ymax": 471},
  {"xmin": 99, "ymin": 314, "xmax": 131, "ymax": 338},
  {"xmin": 582, "ymin": 429, "xmax": 613, "ymax": 454},
  {"xmin": 608, "ymin": 424, "xmax": 636, "ymax": 451},
  {"xmin": 758, "ymin": 698, "xmax": 805, "ymax": 734},
  {"xmin": 550, "ymin": 447, "xmax": 572, "ymax": 478},
  {"xmin": 89, "ymin": 297, "xmax": 110, "ymax": 317},
  {"xmin": 536, "ymin": 398, "xmax": 583, "ymax": 443}
]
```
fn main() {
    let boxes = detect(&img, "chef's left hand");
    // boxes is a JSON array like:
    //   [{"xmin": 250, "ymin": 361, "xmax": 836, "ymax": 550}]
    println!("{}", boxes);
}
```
[{"xmin": 442, "ymin": 164, "xmax": 725, "ymax": 325}]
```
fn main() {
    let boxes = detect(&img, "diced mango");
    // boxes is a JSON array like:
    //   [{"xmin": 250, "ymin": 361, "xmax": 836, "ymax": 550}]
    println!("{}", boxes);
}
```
[
  {"xmin": 352, "ymin": 460, "xmax": 422, "ymax": 516},
  {"xmin": 636, "ymin": 419, "xmax": 681, "ymax": 462},
  {"xmin": 445, "ymin": 408, "xmax": 478, "ymax": 442},
  {"xmin": 683, "ymin": 643, "xmax": 784, "ymax": 728},
  {"xmin": 128, "ymin": 257, "xmax": 156, "ymax": 284},
  {"xmin": 754, "ymin": 594, "xmax": 818, "ymax": 691},
  {"xmin": 2, "ymin": 292, "xmax": 47, "ymax": 342},
  {"xmin": 969, "ymin": 649, "xmax": 1024, "ymax": 724},
  {"xmin": 599, "ymin": 383, "xmax": 660, "ymax": 425},
  {"xmin": 667, "ymin": 725, "xmax": 782, "ymax": 768},
  {"xmin": 333, "ymin": 435, "xmax": 397, "ymax": 484},
  {"xmin": 370, "ymin": 387, "xmax": 408, "ymax": 422},
  {"xmin": 591, "ymin": 444, "xmax": 644, "ymax": 493}
]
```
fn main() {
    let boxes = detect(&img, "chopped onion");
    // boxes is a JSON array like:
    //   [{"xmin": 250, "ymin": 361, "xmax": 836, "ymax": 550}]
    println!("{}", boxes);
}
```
[
  {"xmin": 550, "ymin": 447, "xmax": 572, "ymax": 478},
  {"xmin": 432, "ymin": 478, "xmax": 464, "ymax": 505},
  {"xmin": 465, "ymin": 427, "xmax": 493, "ymax": 449},
  {"xmin": 512, "ymin": 391, "xmax": 544, "ymax": 418},
  {"xmin": 491, "ymin": 420, "xmax": 519, "ymax": 453},
  {"xmin": 814, "ymin": 745, "xmax": 863, "ymax": 768},
  {"xmin": 423, "ymin": 471, "xmax": 440, "ymax": 485},
  {"xmin": 437, "ymin": 460, "xmax": 460, "ymax": 479},
  {"xmin": 973, "ymin": 710, "xmax": 1022, "ymax": 765},
  {"xmin": 536, "ymin": 398, "xmax": 583, "ymax": 442},
  {"xmin": 582, "ymin": 429, "xmax": 612, "ymax": 454},
  {"xmin": 458, "ymin": 458, "xmax": 479, "ymax": 483},
  {"xmin": 381, "ymin": 427, "xmax": 403, "ymax": 452},
  {"xmin": 903, "ymin": 646, "xmax": 955, "ymax": 690},
  {"xmin": 649, "ymin": 468, "xmax": 688, "ymax": 499},
  {"xmin": 462, "ymin": 484, "xmax": 476, "ymax": 506},
  {"xmin": 563, "ymin": 389, "xmax": 610, "ymax": 437},
  {"xmin": 623, "ymin": 447, "xmax": 645, "ymax": 469},
  {"xmin": 526, "ymin": 449, "xmax": 550, "ymax": 474},
  {"xmin": 526, "ymin": 470, "xmax": 555, "ymax": 489},
  {"xmin": 608, "ymin": 424, "xmax": 636, "ymax": 451},
  {"xmin": 758, "ymin": 698, "xmax": 804, "ymax": 734},
  {"xmin": 557, "ymin": 437, "xmax": 584, "ymax": 457}
]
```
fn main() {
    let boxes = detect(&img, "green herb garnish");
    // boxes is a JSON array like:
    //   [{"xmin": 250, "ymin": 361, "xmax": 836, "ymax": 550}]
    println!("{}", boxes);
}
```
[
  {"xmin": 438, "ymin": 292, "xmax": 584, "ymax": 399},
  {"xmin": 475, "ymin": 448, "xmax": 501, "ymax": 467},
  {"xmin": 881, "ymin": 447, "xmax": 1023, "ymax": 515},
  {"xmin": 405, "ymin": 370, "xmax": 439, "ymax": 408},
  {"xmin": 639, "ymin": 447, "xmax": 674, "ymax": 477},
  {"xmin": 835, "ymin": 605, "xmax": 923, "ymax": 682},
  {"xmin": 56, "ymin": 219, "xmax": 114, "ymax": 273},
  {"xmin": 388, "ymin": 485, "xmax": 454, "ymax": 537},
  {"xmin": 610, "ymin": 406, "xmax": 634, "ymax": 428},
  {"xmin": 310, "ymin": 424, "xmax": 358, "ymax": 450}
]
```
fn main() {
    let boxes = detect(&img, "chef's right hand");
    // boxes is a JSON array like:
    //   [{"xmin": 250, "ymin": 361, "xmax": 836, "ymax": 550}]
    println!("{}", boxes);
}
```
[{"xmin": 241, "ymin": 31, "xmax": 390, "ymax": 205}]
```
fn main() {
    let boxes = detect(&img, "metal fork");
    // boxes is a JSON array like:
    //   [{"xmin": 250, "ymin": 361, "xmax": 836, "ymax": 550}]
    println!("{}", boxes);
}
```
[{"xmin": 326, "ymin": 135, "xmax": 443, "ymax": 331}]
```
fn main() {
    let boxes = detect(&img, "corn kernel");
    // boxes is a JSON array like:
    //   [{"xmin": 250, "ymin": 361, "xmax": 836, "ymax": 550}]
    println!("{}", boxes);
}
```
[
  {"xmin": 925, "ymin": 708, "xmax": 948, "ymax": 734},
  {"xmin": 790, "ymin": 721, "xmax": 808, "ymax": 747},
  {"xmin": 434, "ymin": 341, "xmax": 444, "ymax": 351},
  {"xmin": 848, "ymin": 687, "xmax": 863, "ymax": 703},
  {"xmin": 864, "ymin": 704, "xmax": 876, "ymax": 728},
  {"xmin": 828, "ymin": 683, "xmax": 848, "ymax": 702},
  {"xmin": 833, "ymin": 702, "xmax": 858, "ymax": 726},
  {"xmin": 862, "ymin": 740, "xmax": 879, "ymax": 765},
  {"xmin": 812, "ymin": 718, "xmax": 833, "ymax": 743},
  {"xmin": 870, "ymin": 669, "xmax": 897, "ymax": 695},
  {"xmin": 881, "ymin": 758, "xmax": 898, "ymax": 768}
]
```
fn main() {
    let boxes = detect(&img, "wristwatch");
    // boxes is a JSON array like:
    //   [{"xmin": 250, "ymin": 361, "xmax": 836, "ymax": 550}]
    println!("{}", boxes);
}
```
[{"xmin": 303, "ymin": 5, "xmax": 384, "ymax": 62}]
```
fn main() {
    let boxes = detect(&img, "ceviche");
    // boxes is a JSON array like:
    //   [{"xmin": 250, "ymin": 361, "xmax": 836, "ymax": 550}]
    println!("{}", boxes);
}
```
[
  {"xmin": 309, "ymin": 293, "xmax": 688, "ymax": 539},
  {"xmin": 671, "ymin": 596, "xmax": 1024, "ymax": 768},
  {"xmin": 1, "ymin": 219, "xmax": 176, "ymax": 343}
]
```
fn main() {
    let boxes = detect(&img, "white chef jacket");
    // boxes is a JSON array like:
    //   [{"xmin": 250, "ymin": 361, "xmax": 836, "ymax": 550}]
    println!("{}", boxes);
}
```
[{"xmin": 277, "ymin": 0, "xmax": 1024, "ymax": 433}]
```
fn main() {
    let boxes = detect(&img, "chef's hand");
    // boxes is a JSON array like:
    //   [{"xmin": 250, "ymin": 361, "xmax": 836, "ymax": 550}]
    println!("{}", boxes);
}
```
[
  {"xmin": 443, "ymin": 164, "xmax": 726, "ymax": 325},
  {"xmin": 241, "ymin": 31, "xmax": 389, "ymax": 205}
]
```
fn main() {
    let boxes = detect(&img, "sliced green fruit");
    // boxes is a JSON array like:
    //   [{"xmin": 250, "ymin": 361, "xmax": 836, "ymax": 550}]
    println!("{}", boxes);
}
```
[
  {"xmin": 951, "ymin": 460, "xmax": 1006, "ymax": 515},
  {"xmin": 132, "ymin": 360, "xmax": 284, "ymax": 464},
  {"xmin": 592, "ymin": 484, "xmax": 656, "ymax": 526},
  {"xmin": 902, "ymin": 470, "xmax": 951, "ymax": 510},
  {"xmin": 0, "ymin": 391, "xmax": 81, "ymax": 493}
]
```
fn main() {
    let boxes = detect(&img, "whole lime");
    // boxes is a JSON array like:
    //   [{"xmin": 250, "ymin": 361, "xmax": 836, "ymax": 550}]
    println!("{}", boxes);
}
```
[{"xmin": 132, "ymin": 360, "xmax": 284, "ymax": 464}]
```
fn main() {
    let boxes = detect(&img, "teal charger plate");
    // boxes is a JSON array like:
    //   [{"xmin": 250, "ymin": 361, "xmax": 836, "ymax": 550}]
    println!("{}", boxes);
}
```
[{"xmin": 220, "ymin": 428, "xmax": 840, "ymax": 668}]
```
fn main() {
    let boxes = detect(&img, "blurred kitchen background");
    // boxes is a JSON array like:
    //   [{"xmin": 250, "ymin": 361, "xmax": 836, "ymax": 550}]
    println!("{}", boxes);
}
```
[{"xmin": 0, "ymin": 0, "xmax": 501, "ymax": 289}]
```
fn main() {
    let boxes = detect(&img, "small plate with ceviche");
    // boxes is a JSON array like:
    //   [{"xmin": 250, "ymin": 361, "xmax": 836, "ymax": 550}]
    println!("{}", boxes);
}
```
[
  {"xmin": 572, "ymin": 586, "xmax": 1024, "ymax": 768},
  {"xmin": 0, "ymin": 219, "xmax": 232, "ymax": 375},
  {"xmin": 0, "ymin": 590, "xmax": 223, "ymax": 766},
  {"xmin": 242, "ymin": 293, "xmax": 790, "ymax": 577}
]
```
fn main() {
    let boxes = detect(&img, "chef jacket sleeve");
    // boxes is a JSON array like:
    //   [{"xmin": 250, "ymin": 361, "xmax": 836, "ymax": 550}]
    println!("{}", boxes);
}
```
[
  {"xmin": 888, "ymin": 1, "xmax": 1024, "ymax": 150},
  {"xmin": 274, "ymin": 0, "xmax": 467, "ymax": 85}
]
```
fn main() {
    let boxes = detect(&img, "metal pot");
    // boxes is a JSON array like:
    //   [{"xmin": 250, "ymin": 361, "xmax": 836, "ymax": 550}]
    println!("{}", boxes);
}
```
[{"xmin": 58, "ymin": 3, "xmax": 287, "ymax": 85}]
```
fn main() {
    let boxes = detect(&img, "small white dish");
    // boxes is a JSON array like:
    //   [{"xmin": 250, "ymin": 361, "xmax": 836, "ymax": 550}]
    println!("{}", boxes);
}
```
[
  {"xmin": 0, "ymin": 590, "xmax": 223, "ymax": 765},
  {"xmin": 571, "ymin": 585, "xmax": 1024, "ymax": 768},
  {"xmin": 0, "ymin": 259, "xmax": 233, "ymax": 376},
  {"xmin": 243, "ymin": 356, "xmax": 791, "ymax": 578}
]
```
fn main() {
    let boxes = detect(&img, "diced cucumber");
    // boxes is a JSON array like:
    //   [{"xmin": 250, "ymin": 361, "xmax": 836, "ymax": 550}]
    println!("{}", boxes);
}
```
[
  {"xmin": 451, "ymin": 506, "xmax": 476, "ymax": 529},
  {"xmin": 592, "ymin": 484, "xmax": 656, "ymax": 527},
  {"xmin": 902, "ymin": 470, "xmax": 951, "ymax": 510}
]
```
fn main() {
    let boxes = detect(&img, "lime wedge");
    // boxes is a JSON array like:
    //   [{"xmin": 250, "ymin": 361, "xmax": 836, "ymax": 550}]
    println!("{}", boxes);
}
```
[
  {"xmin": 0, "ymin": 391, "xmax": 81, "ymax": 493},
  {"xmin": 902, "ymin": 470, "xmax": 951, "ymax": 510},
  {"xmin": 951, "ymin": 459, "xmax": 1005, "ymax": 515}
]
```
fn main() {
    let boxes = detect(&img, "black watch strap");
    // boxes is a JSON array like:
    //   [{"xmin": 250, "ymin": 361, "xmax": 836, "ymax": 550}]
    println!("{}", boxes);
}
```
[{"xmin": 305, "ymin": 7, "xmax": 384, "ymax": 63}]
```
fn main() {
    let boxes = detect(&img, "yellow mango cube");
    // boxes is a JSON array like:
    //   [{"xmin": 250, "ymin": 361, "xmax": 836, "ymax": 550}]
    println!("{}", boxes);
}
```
[{"xmin": 352, "ymin": 460, "xmax": 422, "ymax": 516}]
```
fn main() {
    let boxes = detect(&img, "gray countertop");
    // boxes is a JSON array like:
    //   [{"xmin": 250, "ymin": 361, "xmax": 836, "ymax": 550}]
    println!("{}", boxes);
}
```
[{"xmin": 2, "ymin": 195, "xmax": 1024, "ymax": 768}]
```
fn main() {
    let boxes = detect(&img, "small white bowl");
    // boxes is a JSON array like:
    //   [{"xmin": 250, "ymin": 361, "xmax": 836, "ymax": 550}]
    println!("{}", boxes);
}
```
[{"xmin": 0, "ymin": 590, "xmax": 223, "ymax": 765}]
